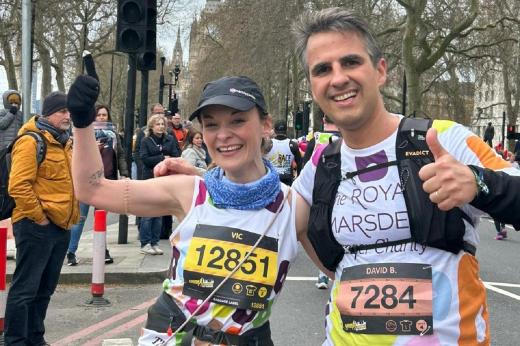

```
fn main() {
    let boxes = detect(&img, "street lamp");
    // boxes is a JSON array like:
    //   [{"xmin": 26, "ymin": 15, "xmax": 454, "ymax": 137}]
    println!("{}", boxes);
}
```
[
  {"xmin": 159, "ymin": 56, "xmax": 166, "ymax": 104},
  {"xmin": 159, "ymin": 58, "xmax": 181, "ymax": 113}
]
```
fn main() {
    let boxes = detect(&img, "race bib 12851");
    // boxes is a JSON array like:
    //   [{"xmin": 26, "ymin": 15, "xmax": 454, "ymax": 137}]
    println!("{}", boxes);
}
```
[{"xmin": 183, "ymin": 224, "xmax": 278, "ymax": 311}]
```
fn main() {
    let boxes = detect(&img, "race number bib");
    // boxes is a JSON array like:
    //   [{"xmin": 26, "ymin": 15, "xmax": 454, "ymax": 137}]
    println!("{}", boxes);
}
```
[
  {"xmin": 336, "ymin": 263, "xmax": 433, "ymax": 335},
  {"xmin": 183, "ymin": 224, "xmax": 278, "ymax": 311}
]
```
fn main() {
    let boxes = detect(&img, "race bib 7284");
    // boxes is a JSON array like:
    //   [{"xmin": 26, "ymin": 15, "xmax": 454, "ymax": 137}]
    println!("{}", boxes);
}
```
[{"xmin": 336, "ymin": 263, "xmax": 433, "ymax": 335}]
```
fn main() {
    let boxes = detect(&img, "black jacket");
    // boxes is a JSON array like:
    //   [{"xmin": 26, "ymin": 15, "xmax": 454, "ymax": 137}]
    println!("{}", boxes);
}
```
[
  {"xmin": 470, "ymin": 166, "xmax": 520, "ymax": 230},
  {"xmin": 483, "ymin": 125, "xmax": 494, "ymax": 141},
  {"xmin": 140, "ymin": 133, "xmax": 180, "ymax": 179}
]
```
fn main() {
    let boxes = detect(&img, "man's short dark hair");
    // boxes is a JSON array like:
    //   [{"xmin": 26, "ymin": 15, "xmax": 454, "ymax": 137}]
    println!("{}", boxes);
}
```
[{"xmin": 292, "ymin": 7, "xmax": 382, "ymax": 78}]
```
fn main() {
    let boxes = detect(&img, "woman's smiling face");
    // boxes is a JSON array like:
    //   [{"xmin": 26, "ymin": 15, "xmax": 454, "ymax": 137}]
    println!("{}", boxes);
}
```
[{"xmin": 201, "ymin": 105, "xmax": 271, "ymax": 183}]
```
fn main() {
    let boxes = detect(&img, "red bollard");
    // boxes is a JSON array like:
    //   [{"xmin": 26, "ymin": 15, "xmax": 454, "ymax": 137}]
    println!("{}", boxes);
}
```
[
  {"xmin": 85, "ymin": 211, "xmax": 110, "ymax": 306},
  {"xmin": 0, "ymin": 227, "xmax": 7, "ymax": 338}
]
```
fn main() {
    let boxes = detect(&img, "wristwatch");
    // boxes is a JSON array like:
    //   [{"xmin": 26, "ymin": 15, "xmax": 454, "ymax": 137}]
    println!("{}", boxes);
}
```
[{"xmin": 469, "ymin": 166, "xmax": 489, "ymax": 197}]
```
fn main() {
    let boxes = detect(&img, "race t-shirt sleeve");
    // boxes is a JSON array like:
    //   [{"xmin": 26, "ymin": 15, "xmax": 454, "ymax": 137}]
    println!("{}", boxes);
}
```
[
  {"xmin": 434, "ymin": 119, "xmax": 512, "ymax": 171},
  {"xmin": 434, "ymin": 120, "xmax": 520, "ymax": 222},
  {"xmin": 292, "ymin": 149, "xmax": 318, "ymax": 205}
]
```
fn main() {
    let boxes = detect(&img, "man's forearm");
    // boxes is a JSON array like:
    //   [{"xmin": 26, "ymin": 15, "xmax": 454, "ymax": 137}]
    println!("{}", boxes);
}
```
[{"xmin": 469, "ymin": 166, "xmax": 520, "ymax": 229}]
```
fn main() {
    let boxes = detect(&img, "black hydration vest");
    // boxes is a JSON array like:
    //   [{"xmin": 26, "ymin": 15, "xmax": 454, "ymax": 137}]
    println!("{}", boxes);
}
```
[{"xmin": 308, "ymin": 117, "xmax": 475, "ymax": 272}]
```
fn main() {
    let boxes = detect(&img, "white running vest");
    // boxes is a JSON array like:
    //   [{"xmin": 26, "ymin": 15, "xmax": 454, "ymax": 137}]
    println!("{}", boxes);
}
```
[
  {"xmin": 160, "ymin": 177, "xmax": 298, "ymax": 339},
  {"xmin": 265, "ymin": 138, "xmax": 294, "ymax": 177}
]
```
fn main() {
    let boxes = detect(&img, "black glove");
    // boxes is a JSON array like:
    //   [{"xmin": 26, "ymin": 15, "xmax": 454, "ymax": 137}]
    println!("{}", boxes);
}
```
[
  {"xmin": 67, "ymin": 75, "xmax": 99, "ymax": 128},
  {"xmin": 9, "ymin": 105, "xmax": 18, "ymax": 114}
]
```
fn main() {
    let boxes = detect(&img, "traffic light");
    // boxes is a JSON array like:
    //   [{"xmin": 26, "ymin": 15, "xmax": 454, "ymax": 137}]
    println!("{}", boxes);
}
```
[
  {"xmin": 302, "ymin": 101, "xmax": 311, "ymax": 134},
  {"xmin": 116, "ymin": 0, "xmax": 157, "ymax": 70},
  {"xmin": 137, "ymin": 1, "xmax": 157, "ymax": 70},
  {"xmin": 116, "ymin": 0, "xmax": 145, "ymax": 53},
  {"xmin": 294, "ymin": 111, "xmax": 303, "ymax": 130}
]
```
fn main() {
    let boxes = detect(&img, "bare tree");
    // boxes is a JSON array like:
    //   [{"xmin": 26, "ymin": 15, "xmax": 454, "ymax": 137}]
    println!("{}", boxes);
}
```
[{"xmin": 0, "ymin": 0, "xmax": 21, "ymax": 90}]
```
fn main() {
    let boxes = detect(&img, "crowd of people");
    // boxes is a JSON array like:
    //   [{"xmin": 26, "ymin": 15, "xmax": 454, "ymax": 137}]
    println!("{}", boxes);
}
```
[{"xmin": 3, "ymin": 6, "xmax": 520, "ymax": 346}]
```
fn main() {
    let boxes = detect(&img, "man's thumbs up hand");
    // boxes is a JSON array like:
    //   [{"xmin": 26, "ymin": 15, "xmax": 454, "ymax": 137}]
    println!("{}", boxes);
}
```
[
  {"xmin": 419, "ymin": 128, "xmax": 478, "ymax": 210},
  {"xmin": 426, "ymin": 127, "xmax": 450, "ymax": 160}
]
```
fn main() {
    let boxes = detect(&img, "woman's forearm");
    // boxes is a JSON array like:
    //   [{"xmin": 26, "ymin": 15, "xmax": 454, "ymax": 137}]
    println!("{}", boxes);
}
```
[{"xmin": 72, "ymin": 125, "xmax": 106, "ymax": 203}]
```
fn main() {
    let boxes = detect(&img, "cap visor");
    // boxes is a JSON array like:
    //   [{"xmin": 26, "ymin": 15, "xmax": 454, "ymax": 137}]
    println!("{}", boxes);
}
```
[{"xmin": 189, "ymin": 95, "xmax": 256, "ymax": 120}]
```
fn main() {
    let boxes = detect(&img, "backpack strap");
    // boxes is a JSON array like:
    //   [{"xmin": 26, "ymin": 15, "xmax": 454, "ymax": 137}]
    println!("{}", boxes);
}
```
[
  {"xmin": 8, "ymin": 131, "xmax": 47, "ymax": 166},
  {"xmin": 307, "ymin": 138, "xmax": 344, "ymax": 272},
  {"xmin": 396, "ymin": 117, "xmax": 473, "ymax": 255}
]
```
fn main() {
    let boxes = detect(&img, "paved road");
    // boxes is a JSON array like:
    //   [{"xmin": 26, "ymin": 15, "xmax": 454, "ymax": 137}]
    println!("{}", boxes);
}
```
[{"xmin": 40, "ymin": 218, "xmax": 520, "ymax": 345}]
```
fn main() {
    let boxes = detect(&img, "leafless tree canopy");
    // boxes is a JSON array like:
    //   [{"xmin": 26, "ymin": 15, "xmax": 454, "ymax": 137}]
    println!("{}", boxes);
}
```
[{"xmin": 1, "ymin": 0, "xmax": 519, "ymax": 129}]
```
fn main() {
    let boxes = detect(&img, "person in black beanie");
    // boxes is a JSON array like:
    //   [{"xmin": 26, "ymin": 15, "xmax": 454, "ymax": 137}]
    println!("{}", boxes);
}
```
[{"xmin": 5, "ymin": 90, "xmax": 79, "ymax": 345}]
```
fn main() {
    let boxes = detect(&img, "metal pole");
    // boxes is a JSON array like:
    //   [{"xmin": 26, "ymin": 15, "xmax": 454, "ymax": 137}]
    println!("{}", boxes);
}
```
[
  {"xmin": 139, "ymin": 70, "xmax": 149, "ymax": 128},
  {"xmin": 502, "ymin": 111, "xmax": 506, "ymax": 147},
  {"xmin": 168, "ymin": 82, "xmax": 173, "ymax": 113},
  {"xmin": 109, "ymin": 54, "xmax": 114, "ymax": 110},
  {"xmin": 21, "ymin": 0, "xmax": 32, "ymax": 120},
  {"xmin": 285, "ymin": 58, "xmax": 290, "ymax": 123},
  {"xmin": 118, "ymin": 54, "xmax": 137, "ymax": 245},
  {"xmin": 159, "ymin": 57, "xmax": 165, "ymax": 105},
  {"xmin": 81, "ymin": 5, "xmax": 88, "ymax": 74},
  {"xmin": 402, "ymin": 72, "xmax": 407, "ymax": 117}
]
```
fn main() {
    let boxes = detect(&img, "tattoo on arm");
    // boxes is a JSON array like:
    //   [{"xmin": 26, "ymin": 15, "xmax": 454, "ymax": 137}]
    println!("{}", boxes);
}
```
[{"xmin": 88, "ymin": 169, "xmax": 104, "ymax": 186}]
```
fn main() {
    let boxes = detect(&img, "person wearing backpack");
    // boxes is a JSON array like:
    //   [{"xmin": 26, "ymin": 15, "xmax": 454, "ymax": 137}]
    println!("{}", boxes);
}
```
[
  {"xmin": 264, "ymin": 120, "xmax": 302, "ymax": 186},
  {"xmin": 5, "ymin": 91, "xmax": 79, "ymax": 346},
  {"xmin": 290, "ymin": 8, "xmax": 520, "ymax": 345}
]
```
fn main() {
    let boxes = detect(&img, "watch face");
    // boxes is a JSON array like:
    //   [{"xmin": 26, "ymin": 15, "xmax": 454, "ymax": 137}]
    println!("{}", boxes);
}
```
[
  {"xmin": 479, "ymin": 179, "xmax": 489, "ymax": 194},
  {"xmin": 472, "ymin": 168, "xmax": 489, "ymax": 195}
]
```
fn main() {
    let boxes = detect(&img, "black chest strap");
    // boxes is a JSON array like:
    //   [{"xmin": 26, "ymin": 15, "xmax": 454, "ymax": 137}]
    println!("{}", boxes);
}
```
[{"xmin": 307, "ymin": 117, "xmax": 477, "ymax": 272}]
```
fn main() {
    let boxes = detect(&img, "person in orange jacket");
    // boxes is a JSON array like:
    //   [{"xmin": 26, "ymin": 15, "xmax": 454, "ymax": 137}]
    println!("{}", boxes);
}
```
[{"xmin": 6, "ymin": 91, "xmax": 79, "ymax": 345}]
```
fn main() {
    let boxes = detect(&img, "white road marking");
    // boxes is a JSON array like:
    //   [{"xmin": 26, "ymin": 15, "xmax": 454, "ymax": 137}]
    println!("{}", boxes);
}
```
[
  {"xmin": 286, "ymin": 276, "xmax": 319, "ymax": 281},
  {"xmin": 484, "ymin": 283, "xmax": 520, "ymax": 301},
  {"xmin": 483, "ymin": 282, "xmax": 520, "ymax": 288}
]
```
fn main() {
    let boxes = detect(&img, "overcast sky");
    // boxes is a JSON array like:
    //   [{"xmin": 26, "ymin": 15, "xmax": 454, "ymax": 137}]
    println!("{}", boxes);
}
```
[{"xmin": 0, "ymin": 0, "xmax": 206, "ymax": 97}]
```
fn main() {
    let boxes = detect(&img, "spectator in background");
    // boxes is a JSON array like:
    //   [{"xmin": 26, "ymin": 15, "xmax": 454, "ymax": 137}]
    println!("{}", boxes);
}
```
[
  {"xmin": 181, "ymin": 129, "xmax": 208, "ymax": 175},
  {"xmin": 484, "ymin": 121, "xmax": 495, "ymax": 147},
  {"xmin": 495, "ymin": 142, "xmax": 511, "ymax": 161},
  {"xmin": 264, "ymin": 120, "xmax": 302, "ymax": 185},
  {"xmin": 161, "ymin": 111, "xmax": 183, "ymax": 239},
  {"xmin": 1, "ymin": 90, "xmax": 23, "ymax": 151},
  {"xmin": 66, "ymin": 104, "xmax": 129, "ymax": 266},
  {"xmin": 183, "ymin": 119, "xmax": 194, "ymax": 131},
  {"xmin": 155, "ymin": 106, "xmax": 182, "ymax": 239},
  {"xmin": 170, "ymin": 112, "xmax": 188, "ymax": 150},
  {"xmin": 133, "ymin": 103, "xmax": 176, "ymax": 180},
  {"xmin": 0, "ymin": 90, "xmax": 24, "ymax": 258},
  {"xmin": 6, "ymin": 91, "xmax": 79, "ymax": 345},
  {"xmin": 139, "ymin": 114, "xmax": 180, "ymax": 254},
  {"xmin": 302, "ymin": 115, "xmax": 341, "ymax": 167}
]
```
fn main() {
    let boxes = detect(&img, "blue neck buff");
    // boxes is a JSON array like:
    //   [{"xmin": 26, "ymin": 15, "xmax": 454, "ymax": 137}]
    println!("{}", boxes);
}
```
[{"xmin": 203, "ymin": 159, "xmax": 281, "ymax": 210}]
